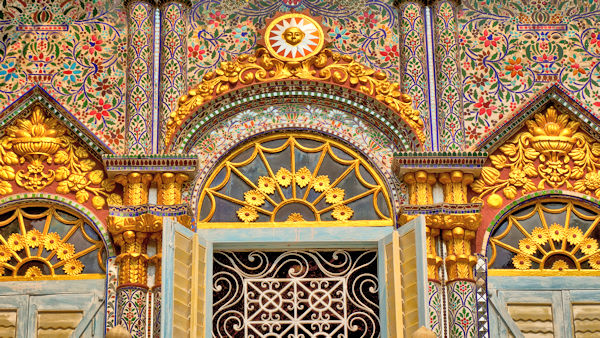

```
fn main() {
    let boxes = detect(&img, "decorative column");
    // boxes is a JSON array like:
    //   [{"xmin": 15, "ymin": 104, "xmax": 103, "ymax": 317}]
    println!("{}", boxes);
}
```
[
  {"xmin": 401, "ymin": 169, "xmax": 444, "ymax": 336},
  {"xmin": 439, "ymin": 170, "xmax": 479, "ymax": 338},
  {"xmin": 125, "ymin": 0, "xmax": 155, "ymax": 154},
  {"xmin": 397, "ymin": 1, "xmax": 431, "ymax": 149},
  {"xmin": 150, "ymin": 172, "xmax": 189, "ymax": 336},
  {"xmin": 394, "ymin": 154, "xmax": 486, "ymax": 338},
  {"xmin": 432, "ymin": 0, "xmax": 465, "ymax": 151},
  {"xmin": 158, "ymin": 0, "xmax": 190, "ymax": 152},
  {"xmin": 110, "ymin": 173, "xmax": 154, "ymax": 337}
]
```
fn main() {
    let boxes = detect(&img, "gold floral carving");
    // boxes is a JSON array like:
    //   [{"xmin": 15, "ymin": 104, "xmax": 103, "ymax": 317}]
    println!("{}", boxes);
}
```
[
  {"xmin": 472, "ymin": 106, "xmax": 600, "ymax": 208},
  {"xmin": 166, "ymin": 46, "xmax": 424, "ymax": 145},
  {"xmin": 115, "ymin": 172, "xmax": 153, "ymax": 206},
  {"xmin": 0, "ymin": 105, "xmax": 117, "ymax": 209}
]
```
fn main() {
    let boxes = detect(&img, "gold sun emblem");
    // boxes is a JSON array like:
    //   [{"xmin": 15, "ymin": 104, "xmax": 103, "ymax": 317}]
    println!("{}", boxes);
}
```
[{"xmin": 264, "ymin": 13, "xmax": 324, "ymax": 61}]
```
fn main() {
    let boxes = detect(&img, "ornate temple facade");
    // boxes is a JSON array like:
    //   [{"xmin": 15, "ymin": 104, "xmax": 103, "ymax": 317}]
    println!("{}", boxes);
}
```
[{"xmin": 0, "ymin": 0, "xmax": 599, "ymax": 337}]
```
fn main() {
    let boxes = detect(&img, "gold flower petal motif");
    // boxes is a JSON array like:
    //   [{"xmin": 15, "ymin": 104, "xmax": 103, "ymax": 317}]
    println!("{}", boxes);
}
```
[
  {"xmin": 566, "ymin": 227, "xmax": 584, "ymax": 245},
  {"xmin": 512, "ymin": 254, "xmax": 532, "ymax": 270},
  {"xmin": 56, "ymin": 243, "xmax": 75, "ymax": 260},
  {"xmin": 6, "ymin": 233, "xmax": 25, "ymax": 252},
  {"xmin": 518, "ymin": 238, "xmax": 537, "ymax": 255},
  {"xmin": 580, "ymin": 238, "xmax": 599, "ymax": 255},
  {"xmin": 24, "ymin": 266, "xmax": 42, "ymax": 278},
  {"xmin": 295, "ymin": 167, "xmax": 312, "ymax": 188},
  {"xmin": 63, "ymin": 259, "xmax": 84, "ymax": 276},
  {"xmin": 312, "ymin": 175, "xmax": 330, "ymax": 192},
  {"xmin": 531, "ymin": 227, "xmax": 549, "ymax": 245},
  {"xmin": 287, "ymin": 213, "xmax": 305, "ymax": 222},
  {"xmin": 43, "ymin": 232, "xmax": 61, "ymax": 251},
  {"xmin": 0, "ymin": 246, "xmax": 12, "ymax": 263},
  {"xmin": 331, "ymin": 205, "xmax": 353, "ymax": 221},
  {"xmin": 0, "ymin": 266, "xmax": 5, "ymax": 276},
  {"xmin": 548, "ymin": 224, "xmax": 565, "ymax": 242},
  {"xmin": 244, "ymin": 190, "xmax": 265, "ymax": 206},
  {"xmin": 275, "ymin": 168, "xmax": 292, "ymax": 187},
  {"xmin": 257, "ymin": 177, "xmax": 276, "ymax": 195},
  {"xmin": 237, "ymin": 206, "xmax": 258, "ymax": 223},
  {"xmin": 25, "ymin": 229, "xmax": 43, "ymax": 248},
  {"xmin": 325, "ymin": 188, "xmax": 345, "ymax": 204},
  {"xmin": 589, "ymin": 253, "xmax": 600, "ymax": 270},
  {"xmin": 551, "ymin": 259, "xmax": 569, "ymax": 271}
]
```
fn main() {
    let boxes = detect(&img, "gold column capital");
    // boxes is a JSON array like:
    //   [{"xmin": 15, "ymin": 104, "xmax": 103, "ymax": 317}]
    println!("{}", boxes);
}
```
[
  {"xmin": 442, "ymin": 227, "xmax": 477, "ymax": 281},
  {"xmin": 154, "ymin": 172, "xmax": 189, "ymax": 205},
  {"xmin": 426, "ymin": 227, "xmax": 443, "ymax": 280},
  {"xmin": 438, "ymin": 170, "xmax": 474, "ymax": 204},
  {"xmin": 403, "ymin": 170, "xmax": 437, "ymax": 205},
  {"xmin": 114, "ymin": 172, "xmax": 153, "ymax": 205}
]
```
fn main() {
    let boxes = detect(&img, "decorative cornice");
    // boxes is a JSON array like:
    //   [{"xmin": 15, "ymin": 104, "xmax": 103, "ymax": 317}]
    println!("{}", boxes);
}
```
[
  {"xmin": 109, "ymin": 203, "xmax": 190, "ymax": 218},
  {"xmin": 102, "ymin": 155, "xmax": 199, "ymax": 176},
  {"xmin": 393, "ymin": 152, "xmax": 488, "ymax": 175}
]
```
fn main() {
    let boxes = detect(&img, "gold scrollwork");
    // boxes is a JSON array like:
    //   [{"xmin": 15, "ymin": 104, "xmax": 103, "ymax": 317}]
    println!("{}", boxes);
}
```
[
  {"xmin": 0, "ymin": 105, "xmax": 117, "ymax": 209},
  {"xmin": 471, "ymin": 106, "xmax": 600, "ymax": 208},
  {"xmin": 166, "ymin": 46, "xmax": 424, "ymax": 145}
]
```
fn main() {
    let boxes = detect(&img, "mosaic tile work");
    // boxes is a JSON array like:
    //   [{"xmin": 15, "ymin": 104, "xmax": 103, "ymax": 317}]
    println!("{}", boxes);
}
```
[
  {"xmin": 399, "ymin": 2, "xmax": 431, "ymax": 150},
  {"xmin": 448, "ymin": 280, "xmax": 477, "ymax": 338},
  {"xmin": 105, "ymin": 257, "xmax": 118, "ymax": 332},
  {"xmin": 159, "ymin": 3, "xmax": 188, "ymax": 152},
  {"xmin": 0, "ymin": 0, "xmax": 127, "ymax": 153},
  {"xmin": 460, "ymin": 0, "xmax": 600, "ymax": 146},
  {"xmin": 434, "ymin": 1, "xmax": 464, "ymax": 151},
  {"xmin": 475, "ymin": 254, "xmax": 490, "ymax": 338},
  {"xmin": 152, "ymin": 286, "xmax": 161, "ymax": 337},
  {"xmin": 126, "ymin": 1, "xmax": 154, "ymax": 154},
  {"xmin": 428, "ymin": 280, "xmax": 444, "ymax": 337},
  {"xmin": 117, "ymin": 285, "xmax": 148, "ymax": 338}
]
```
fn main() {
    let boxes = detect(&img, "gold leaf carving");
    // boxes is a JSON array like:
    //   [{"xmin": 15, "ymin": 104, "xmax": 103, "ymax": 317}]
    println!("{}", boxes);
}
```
[
  {"xmin": 0, "ymin": 105, "xmax": 113, "ymax": 209},
  {"xmin": 472, "ymin": 106, "xmax": 600, "ymax": 207}
]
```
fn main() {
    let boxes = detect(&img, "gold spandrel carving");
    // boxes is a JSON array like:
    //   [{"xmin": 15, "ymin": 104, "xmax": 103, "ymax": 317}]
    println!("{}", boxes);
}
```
[
  {"xmin": 471, "ymin": 106, "xmax": 600, "ymax": 208},
  {"xmin": 0, "ymin": 105, "xmax": 117, "ymax": 209}
]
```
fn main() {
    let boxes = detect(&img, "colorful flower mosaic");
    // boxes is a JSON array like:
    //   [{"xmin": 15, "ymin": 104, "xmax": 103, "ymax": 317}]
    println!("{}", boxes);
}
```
[
  {"xmin": 0, "ymin": 0, "xmax": 127, "ymax": 152},
  {"xmin": 460, "ymin": 0, "xmax": 600, "ymax": 145}
]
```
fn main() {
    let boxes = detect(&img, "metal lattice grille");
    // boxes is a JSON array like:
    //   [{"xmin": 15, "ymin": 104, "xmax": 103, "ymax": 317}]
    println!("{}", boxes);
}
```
[{"xmin": 212, "ymin": 249, "xmax": 380, "ymax": 337}]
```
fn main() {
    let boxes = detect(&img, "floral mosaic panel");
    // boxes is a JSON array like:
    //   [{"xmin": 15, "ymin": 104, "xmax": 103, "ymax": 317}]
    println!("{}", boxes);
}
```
[
  {"xmin": 448, "ymin": 280, "xmax": 477, "ymax": 338},
  {"xmin": 460, "ymin": 0, "xmax": 600, "ymax": 145},
  {"xmin": 0, "ymin": 0, "xmax": 128, "ymax": 152},
  {"xmin": 187, "ymin": 0, "xmax": 402, "ymax": 83}
]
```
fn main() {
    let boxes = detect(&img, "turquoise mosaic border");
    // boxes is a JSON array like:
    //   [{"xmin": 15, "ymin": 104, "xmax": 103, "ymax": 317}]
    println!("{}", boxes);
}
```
[
  {"xmin": 0, "ymin": 193, "xmax": 115, "ymax": 256},
  {"xmin": 174, "ymin": 91, "xmax": 413, "ymax": 152}
]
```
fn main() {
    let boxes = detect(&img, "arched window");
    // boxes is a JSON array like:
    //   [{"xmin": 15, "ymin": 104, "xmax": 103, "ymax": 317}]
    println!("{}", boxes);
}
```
[
  {"xmin": 487, "ymin": 199, "xmax": 600, "ymax": 337},
  {"xmin": 488, "ymin": 200, "xmax": 600, "ymax": 274},
  {"xmin": 0, "ymin": 204, "xmax": 106, "ymax": 279},
  {"xmin": 197, "ymin": 133, "xmax": 393, "ymax": 226}
]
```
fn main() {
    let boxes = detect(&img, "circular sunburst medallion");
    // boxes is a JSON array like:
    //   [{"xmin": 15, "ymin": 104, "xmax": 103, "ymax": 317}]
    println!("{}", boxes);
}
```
[{"xmin": 265, "ymin": 14, "xmax": 324, "ymax": 61}]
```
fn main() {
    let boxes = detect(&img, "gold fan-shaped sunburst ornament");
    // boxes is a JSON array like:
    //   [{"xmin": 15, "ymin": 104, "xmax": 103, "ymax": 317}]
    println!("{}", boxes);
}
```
[
  {"xmin": 0, "ymin": 205, "xmax": 106, "ymax": 279},
  {"xmin": 197, "ymin": 134, "xmax": 393, "ymax": 225},
  {"xmin": 236, "ymin": 167, "xmax": 351, "ymax": 223},
  {"xmin": 489, "ymin": 201, "xmax": 600, "ymax": 274}
]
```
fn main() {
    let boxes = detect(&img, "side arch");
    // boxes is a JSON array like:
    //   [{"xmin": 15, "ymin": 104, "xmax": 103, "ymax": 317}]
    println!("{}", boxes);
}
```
[{"xmin": 0, "ymin": 193, "xmax": 115, "ymax": 257}]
